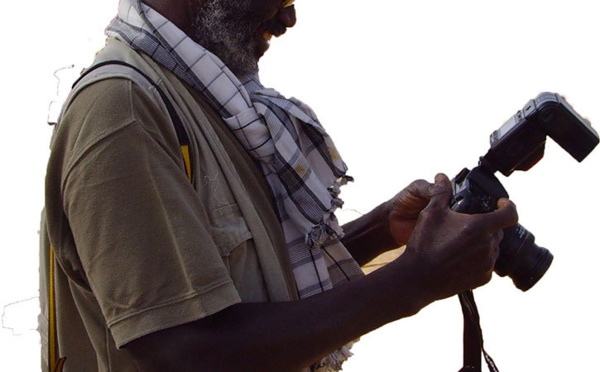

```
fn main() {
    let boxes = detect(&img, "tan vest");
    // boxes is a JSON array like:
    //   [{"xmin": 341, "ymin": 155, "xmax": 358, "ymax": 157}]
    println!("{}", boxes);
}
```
[{"xmin": 40, "ymin": 38, "xmax": 297, "ymax": 372}]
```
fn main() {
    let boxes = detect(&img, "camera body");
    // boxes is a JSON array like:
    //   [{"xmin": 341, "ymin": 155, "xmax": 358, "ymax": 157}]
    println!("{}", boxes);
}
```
[{"xmin": 450, "ymin": 92, "xmax": 598, "ymax": 291}]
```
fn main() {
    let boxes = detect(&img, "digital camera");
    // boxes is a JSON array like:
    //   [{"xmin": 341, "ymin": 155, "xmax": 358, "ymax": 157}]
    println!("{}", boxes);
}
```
[{"xmin": 450, "ymin": 92, "xmax": 598, "ymax": 291}]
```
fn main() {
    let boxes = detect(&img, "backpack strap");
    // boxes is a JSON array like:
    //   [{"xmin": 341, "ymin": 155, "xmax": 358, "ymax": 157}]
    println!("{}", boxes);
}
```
[{"xmin": 47, "ymin": 60, "xmax": 193, "ymax": 372}]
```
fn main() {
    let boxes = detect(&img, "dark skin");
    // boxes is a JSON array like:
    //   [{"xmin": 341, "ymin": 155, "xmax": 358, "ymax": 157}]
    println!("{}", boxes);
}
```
[
  {"xmin": 126, "ymin": 1, "xmax": 519, "ymax": 371},
  {"xmin": 143, "ymin": 0, "xmax": 297, "ymax": 57},
  {"xmin": 127, "ymin": 174, "xmax": 517, "ymax": 371},
  {"xmin": 342, "ymin": 179, "xmax": 434, "ymax": 266}
]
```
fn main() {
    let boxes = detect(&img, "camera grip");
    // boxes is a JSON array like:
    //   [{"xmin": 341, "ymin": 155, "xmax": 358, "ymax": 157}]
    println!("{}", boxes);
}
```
[
  {"xmin": 450, "ymin": 166, "xmax": 508, "ymax": 215},
  {"xmin": 450, "ymin": 166, "xmax": 553, "ymax": 291}
]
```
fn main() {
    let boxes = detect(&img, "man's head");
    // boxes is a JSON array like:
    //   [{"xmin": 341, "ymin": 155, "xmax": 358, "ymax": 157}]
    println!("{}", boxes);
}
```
[{"xmin": 187, "ymin": 0, "xmax": 296, "ymax": 77}]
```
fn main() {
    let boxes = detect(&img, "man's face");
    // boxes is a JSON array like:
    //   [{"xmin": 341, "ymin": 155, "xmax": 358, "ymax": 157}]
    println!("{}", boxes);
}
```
[{"xmin": 189, "ymin": 0, "xmax": 296, "ymax": 77}]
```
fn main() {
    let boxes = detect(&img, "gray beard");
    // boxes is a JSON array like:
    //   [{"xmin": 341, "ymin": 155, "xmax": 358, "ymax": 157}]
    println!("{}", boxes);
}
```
[{"xmin": 189, "ymin": 0, "xmax": 259, "ymax": 77}]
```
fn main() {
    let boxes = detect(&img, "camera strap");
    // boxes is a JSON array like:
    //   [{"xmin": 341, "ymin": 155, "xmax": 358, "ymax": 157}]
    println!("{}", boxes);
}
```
[{"xmin": 458, "ymin": 290, "xmax": 500, "ymax": 372}]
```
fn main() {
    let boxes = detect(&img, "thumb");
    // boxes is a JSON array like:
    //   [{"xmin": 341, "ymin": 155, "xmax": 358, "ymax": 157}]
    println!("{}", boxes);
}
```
[
  {"xmin": 427, "ymin": 173, "xmax": 453, "ymax": 207},
  {"xmin": 483, "ymin": 198, "xmax": 519, "ymax": 231}
]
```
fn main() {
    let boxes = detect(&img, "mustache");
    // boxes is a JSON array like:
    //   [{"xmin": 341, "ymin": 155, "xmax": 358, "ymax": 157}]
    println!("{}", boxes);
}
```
[{"xmin": 260, "ymin": 18, "xmax": 287, "ymax": 37}]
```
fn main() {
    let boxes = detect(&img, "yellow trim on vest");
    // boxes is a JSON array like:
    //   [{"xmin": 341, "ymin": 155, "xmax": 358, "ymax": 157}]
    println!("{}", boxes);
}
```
[
  {"xmin": 181, "ymin": 145, "xmax": 192, "ymax": 181},
  {"xmin": 48, "ymin": 245, "xmax": 57, "ymax": 371},
  {"xmin": 53, "ymin": 358, "xmax": 67, "ymax": 372},
  {"xmin": 48, "ymin": 246, "xmax": 66, "ymax": 372}
]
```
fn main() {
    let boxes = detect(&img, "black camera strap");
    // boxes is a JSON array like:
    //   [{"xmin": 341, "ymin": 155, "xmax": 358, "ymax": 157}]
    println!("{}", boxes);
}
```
[{"xmin": 458, "ymin": 290, "xmax": 499, "ymax": 372}]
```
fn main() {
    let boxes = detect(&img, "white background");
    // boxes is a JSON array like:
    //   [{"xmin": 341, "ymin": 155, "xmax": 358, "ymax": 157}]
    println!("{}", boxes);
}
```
[{"xmin": 1, "ymin": 0, "xmax": 598, "ymax": 370}]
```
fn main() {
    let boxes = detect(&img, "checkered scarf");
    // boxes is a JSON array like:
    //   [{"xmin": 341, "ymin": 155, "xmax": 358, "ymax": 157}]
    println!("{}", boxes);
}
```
[{"xmin": 106, "ymin": 1, "xmax": 363, "ymax": 369}]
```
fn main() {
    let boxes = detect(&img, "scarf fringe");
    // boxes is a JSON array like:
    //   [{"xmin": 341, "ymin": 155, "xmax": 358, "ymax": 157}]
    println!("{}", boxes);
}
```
[
  {"xmin": 306, "ymin": 175, "xmax": 354, "ymax": 250},
  {"xmin": 313, "ymin": 341, "xmax": 356, "ymax": 372},
  {"xmin": 307, "ymin": 219, "xmax": 338, "ymax": 250}
]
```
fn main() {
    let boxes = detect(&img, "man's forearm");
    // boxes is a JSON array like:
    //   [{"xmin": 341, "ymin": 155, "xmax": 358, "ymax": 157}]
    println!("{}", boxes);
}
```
[
  {"xmin": 127, "ymin": 175, "xmax": 518, "ymax": 371},
  {"xmin": 341, "ymin": 201, "xmax": 399, "ymax": 266},
  {"xmin": 126, "ymin": 256, "xmax": 431, "ymax": 372}
]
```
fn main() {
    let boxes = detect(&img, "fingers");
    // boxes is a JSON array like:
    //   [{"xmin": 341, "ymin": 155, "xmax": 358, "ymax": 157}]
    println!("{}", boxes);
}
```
[
  {"xmin": 406, "ymin": 179, "xmax": 434, "ymax": 200},
  {"xmin": 427, "ymin": 173, "xmax": 453, "ymax": 207},
  {"xmin": 423, "ymin": 173, "xmax": 518, "ymax": 233},
  {"xmin": 489, "ymin": 229, "xmax": 503, "ymax": 262},
  {"xmin": 399, "ymin": 173, "xmax": 449, "ymax": 206},
  {"xmin": 481, "ymin": 197, "xmax": 519, "ymax": 231}
]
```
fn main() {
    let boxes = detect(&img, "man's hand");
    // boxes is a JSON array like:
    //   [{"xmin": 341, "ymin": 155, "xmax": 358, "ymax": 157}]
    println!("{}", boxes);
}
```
[
  {"xmin": 387, "ymin": 179, "xmax": 435, "ymax": 247},
  {"xmin": 341, "ymin": 177, "xmax": 438, "ymax": 266},
  {"xmin": 400, "ymin": 174, "xmax": 519, "ymax": 301}
]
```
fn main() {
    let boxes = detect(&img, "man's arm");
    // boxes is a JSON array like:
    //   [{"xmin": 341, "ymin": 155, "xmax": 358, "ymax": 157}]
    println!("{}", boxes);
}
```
[
  {"xmin": 125, "ymin": 174, "xmax": 518, "ymax": 371},
  {"xmin": 126, "ymin": 255, "xmax": 429, "ymax": 372}
]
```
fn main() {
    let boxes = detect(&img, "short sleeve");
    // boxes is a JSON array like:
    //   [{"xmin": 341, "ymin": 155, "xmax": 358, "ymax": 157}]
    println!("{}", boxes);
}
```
[{"xmin": 59, "ymin": 79, "xmax": 241, "ymax": 347}]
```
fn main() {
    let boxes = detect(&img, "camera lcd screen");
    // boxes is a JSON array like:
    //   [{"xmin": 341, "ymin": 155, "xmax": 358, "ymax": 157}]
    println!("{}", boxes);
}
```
[{"xmin": 497, "ymin": 116, "xmax": 518, "ymax": 139}]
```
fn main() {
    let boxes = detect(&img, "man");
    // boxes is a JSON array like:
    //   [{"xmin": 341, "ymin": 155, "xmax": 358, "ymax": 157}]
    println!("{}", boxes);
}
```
[{"xmin": 40, "ymin": 0, "xmax": 518, "ymax": 371}]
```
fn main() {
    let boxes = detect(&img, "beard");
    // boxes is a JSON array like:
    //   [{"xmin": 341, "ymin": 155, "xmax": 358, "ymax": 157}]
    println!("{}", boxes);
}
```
[{"xmin": 189, "ymin": 0, "xmax": 260, "ymax": 77}]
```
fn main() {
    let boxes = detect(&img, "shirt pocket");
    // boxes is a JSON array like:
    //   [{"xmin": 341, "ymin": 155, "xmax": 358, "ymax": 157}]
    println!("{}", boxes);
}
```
[{"xmin": 208, "ymin": 203, "xmax": 252, "ymax": 257}]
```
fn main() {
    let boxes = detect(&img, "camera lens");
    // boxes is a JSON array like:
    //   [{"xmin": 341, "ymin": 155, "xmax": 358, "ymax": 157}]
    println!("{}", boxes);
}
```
[{"xmin": 494, "ymin": 224, "xmax": 553, "ymax": 291}]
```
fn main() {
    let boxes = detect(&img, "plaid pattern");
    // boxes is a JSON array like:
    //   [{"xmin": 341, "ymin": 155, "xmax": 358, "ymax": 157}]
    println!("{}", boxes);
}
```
[{"xmin": 106, "ymin": 2, "xmax": 363, "ymax": 369}]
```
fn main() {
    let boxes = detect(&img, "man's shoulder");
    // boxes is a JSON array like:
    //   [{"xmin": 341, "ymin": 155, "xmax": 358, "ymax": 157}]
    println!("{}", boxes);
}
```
[
  {"xmin": 49, "ymin": 75, "xmax": 185, "ymax": 184},
  {"xmin": 67, "ymin": 77, "xmax": 138, "ymax": 125},
  {"xmin": 59, "ymin": 77, "xmax": 161, "ymax": 149}
]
